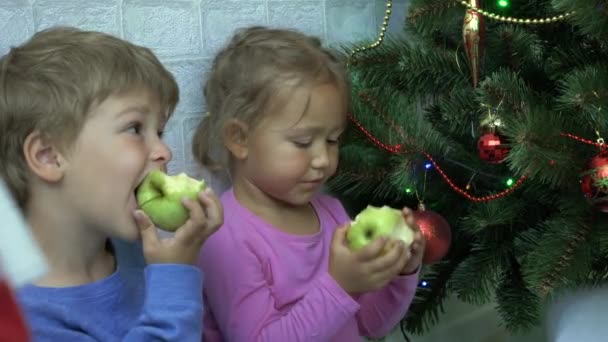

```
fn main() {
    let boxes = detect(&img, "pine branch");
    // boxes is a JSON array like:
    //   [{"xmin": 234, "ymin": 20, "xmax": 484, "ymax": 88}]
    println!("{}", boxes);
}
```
[
  {"xmin": 449, "ymin": 246, "xmax": 502, "ymax": 305},
  {"xmin": 551, "ymin": 0, "xmax": 608, "ymax": 40},
  {"xmin": 396, "ymin": 46, "xmax": 470, "ymax": 98},
  {"xmin": 519, "ymin": 199, "xmax": 594, "ymax": 297},
  {"xmin": 556, "ymin": 64, "xmax": 608, "ymax": 129},
  {"xmin": 406, "ymin": 0, "xmax": 461, "ymax": 36},
  {"xmin": 499, "ymin": 105, "xmax": 581, "ymax": 188},
  {"xmin": 484, "ymin": 25, "xmax": 544, "ymax": 74},
  {"xmin": 403, "ymin": 261, "xmax": 456, "ymax": 335},
  {"xmin": 460, "ymin": 198, "xmax": 524, "ymax": 236},
  {"xmin": 495, "ymin": 257, "xmax": 541, "ymax": 333}
]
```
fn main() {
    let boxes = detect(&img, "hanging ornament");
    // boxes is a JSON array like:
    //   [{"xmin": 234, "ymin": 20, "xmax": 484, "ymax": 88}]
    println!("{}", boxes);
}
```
[
  {"xmin": 463, "ymin": 0, "xmax": 486, "ymax": 88},
  {"xmin": 477, "ymin": 106, "xmax": 509, "ymax": 163},
  {"xmin": 414, "ymin": 203, "xmax": 452, "ymax": 264},
  {"xmin": 580, "ymin": 150, "xmax": 608, "ymax": 212},
  {"xmin": 478, "ymin": 133, "xmax": 509, "ymax": 163}
]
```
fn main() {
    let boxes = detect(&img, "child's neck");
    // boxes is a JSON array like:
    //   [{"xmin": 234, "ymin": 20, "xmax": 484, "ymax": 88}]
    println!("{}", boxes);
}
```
[
  {"xmin": 26, "ymin": 197, "xmax": 116, "ymax": 288},
  {"xmin": 233, "ymin": 177, "xmax": 320, "ymax": 236}
]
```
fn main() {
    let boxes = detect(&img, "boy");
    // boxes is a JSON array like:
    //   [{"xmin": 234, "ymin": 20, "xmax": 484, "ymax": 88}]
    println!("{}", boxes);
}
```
[{"xmin": 0, "ymin": 27, "xmax": 222, "ymax": 341}]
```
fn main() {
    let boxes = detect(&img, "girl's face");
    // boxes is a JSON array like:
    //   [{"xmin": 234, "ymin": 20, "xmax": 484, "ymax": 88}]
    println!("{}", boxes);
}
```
[{"xmin": 237, "ymin": 82, "xmax": 347, "ymax": 207}]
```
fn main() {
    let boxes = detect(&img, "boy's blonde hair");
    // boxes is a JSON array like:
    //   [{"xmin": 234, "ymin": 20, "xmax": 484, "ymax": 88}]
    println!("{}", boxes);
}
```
[
  {"xmin": 0, "ymin": 27, "xmax": 179, "ymax": 209},
  {"xmin": 192, "ymin": 26, "xmax": 349, "ymax": 170}
]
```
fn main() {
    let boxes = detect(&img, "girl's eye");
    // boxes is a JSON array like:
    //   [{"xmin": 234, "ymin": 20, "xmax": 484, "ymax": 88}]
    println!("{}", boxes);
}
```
[
  {"xmin": 293, "ymin": 141, "xmax": 312, "ymax": 148},
  {"xmin": 157, "ymin": 130, "xmax": 165, "ymax": 139}
]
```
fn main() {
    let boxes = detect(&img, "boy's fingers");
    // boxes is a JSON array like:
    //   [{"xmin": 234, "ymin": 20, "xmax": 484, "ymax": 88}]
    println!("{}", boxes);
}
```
[
  {"xmin": 199, "ymin": 189, "xmax": 223, "ymax": 230},
  {"xmin": 174, "ymin": 198, "xmax": 208, "ymax": 243},
  {"xmin": 134, "ymin": 210, "xmax": 159, "ymax": 248}
]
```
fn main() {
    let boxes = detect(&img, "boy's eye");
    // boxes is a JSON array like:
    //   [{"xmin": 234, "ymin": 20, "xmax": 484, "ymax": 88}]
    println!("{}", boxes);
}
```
[
  {"xmin": 157, "ymin": 130, "xmax": 165, "ymax": 139},
  {"xmin": 126, "ymin": 123, "xmax": 142, "ymax": 135}
]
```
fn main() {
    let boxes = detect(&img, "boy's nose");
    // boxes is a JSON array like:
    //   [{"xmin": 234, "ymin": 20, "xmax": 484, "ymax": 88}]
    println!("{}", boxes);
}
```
[{"xmin": 151, "ymin": 139, "xmax": 172, "ymax": 167}]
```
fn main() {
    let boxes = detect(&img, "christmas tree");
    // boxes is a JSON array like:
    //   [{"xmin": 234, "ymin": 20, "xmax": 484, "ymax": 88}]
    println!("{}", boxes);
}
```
[{"xmin": 328, "ymin": 0, "xmax": 608, "ymax": 336}]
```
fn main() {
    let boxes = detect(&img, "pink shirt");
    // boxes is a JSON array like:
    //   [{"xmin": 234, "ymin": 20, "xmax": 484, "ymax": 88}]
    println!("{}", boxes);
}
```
[{"xmin": 198, "ymin": 188, "xmax": 419, "ymax": 341}]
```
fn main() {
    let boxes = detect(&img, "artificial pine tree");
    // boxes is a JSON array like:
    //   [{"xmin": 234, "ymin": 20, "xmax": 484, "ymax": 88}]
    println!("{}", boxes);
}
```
[{"xmin": 328, "ymin": 0, "xmax": 608, "ymax": 336}]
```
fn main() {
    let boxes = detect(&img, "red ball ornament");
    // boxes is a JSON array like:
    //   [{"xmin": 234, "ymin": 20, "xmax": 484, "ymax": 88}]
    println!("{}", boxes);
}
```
[
  {"xmin": 580, "ymin": 151, "xmax": 608, "ymax": 212},
  {"xmin": 414, "ymin": 204, "xmax": 452, "ymax": 264},
  {"xmin": 477, "ymin": 132, "xmax": 509, "ymax": 163}
]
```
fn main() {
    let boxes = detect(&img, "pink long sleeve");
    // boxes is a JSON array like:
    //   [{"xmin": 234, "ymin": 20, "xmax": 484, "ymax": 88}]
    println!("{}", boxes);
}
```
[
  {"xmin": 198, "ymin": 189, "xmax": 419, "ymax": 342},
  {"xmin": 198, "ymin": 189, "xmax": 362, "ymax": 342},
  {"xmin": 201, "ymin": 239, "xmax": 360, "ymax": 341},
  {"xmin": 356, "ymin": 272, "xmax": 419, "ymax": 338}
]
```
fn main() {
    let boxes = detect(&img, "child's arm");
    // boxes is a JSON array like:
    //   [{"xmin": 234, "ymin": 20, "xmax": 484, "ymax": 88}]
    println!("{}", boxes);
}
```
[
  {"xmin": 121, "ymin": 189, "xmax": 221, "ymax": 341},
  {"xmin": 122, "ymin": 264, "xmax": 203, "ymax": 342},
  {"xmin": 18, "ymin": 264, "xmax": 203, "ymax": 342},
  {"xmin": 355, "ymin": 270, "xmax": 419, "ymax": 338},
  {"xmin": 329, "ymin": 198, "xmax": 422, "ymax": 338},
  {"xmin": 200, "ymin": 233, "xmax": 361, "ymax": 342}
]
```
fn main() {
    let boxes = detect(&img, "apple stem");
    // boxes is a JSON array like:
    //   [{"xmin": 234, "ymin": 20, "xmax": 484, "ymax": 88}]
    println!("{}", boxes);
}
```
[{"xmin": 417, "ymin": 202, "xmax": 426, "ymax": 211}]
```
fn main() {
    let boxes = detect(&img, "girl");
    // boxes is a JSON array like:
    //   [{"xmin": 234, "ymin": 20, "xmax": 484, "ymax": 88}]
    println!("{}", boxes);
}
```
[{"xmin": 193, "ymin": 26, "xmax": 425, "ymax": 341}]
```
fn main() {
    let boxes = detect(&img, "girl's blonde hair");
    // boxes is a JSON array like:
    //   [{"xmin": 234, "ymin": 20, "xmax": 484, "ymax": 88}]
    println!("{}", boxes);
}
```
[{"xmin": 192, "ymin": 26, "xmax": 349, "ymax": 170}]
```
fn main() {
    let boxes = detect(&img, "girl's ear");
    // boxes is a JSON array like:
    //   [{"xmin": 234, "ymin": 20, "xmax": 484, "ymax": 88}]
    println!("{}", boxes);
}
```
[{"xmin": 223, "ymin": 119, "xmax": 250, "ymax": 160}]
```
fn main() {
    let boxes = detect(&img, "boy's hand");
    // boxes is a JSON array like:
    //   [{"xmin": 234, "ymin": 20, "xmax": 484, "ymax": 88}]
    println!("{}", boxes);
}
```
[
  {"xmin": 328, "ymin": 224, "xmax": 409, "ymax": 295},
  {"xmin": 134, "ymin": 188, "xmax": 223, "ymax": 265},
  {"xmin": 400, "ymin": 207, "xmax": 425, "ymax": 275}
]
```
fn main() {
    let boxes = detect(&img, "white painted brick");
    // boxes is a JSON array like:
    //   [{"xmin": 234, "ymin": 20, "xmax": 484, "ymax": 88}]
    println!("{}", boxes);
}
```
[
  {"xmin": 201, "ymin": 0, "xmax": 267, "ymax": 56},
  {"xmin": 163, "ymin": 59, "xmax": 210, "ymax": 114},
  {"xmin": 268, "ymin": 1, "xmax": 324, "ymax": 38},
  {"xmin": 325, "ymin": 0, "xmax": 376, "ymax": 44},
  {"xmin": 182, "ymin": 115, "xmax": 204, "ymax": 166},
  {"xmin": 33, "ymin": 0, "xmax": 120, "ymax": 36},
  {"xmin": 123, "ymin": 0, "xmax": 202, "ymax": 58},
  {"xmin": 163, "ymin": 116, "xmax": 184, "ymax": 176},
  {"xmin": 0, "ymin": 0, "xmax": 34, "ymax": 56}
]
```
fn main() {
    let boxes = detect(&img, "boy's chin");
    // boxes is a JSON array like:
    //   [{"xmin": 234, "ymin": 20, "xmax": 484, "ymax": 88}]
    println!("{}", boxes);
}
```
[{"xmin": 113, "ymin": 222, "xmax": 141, "ymax": 242}]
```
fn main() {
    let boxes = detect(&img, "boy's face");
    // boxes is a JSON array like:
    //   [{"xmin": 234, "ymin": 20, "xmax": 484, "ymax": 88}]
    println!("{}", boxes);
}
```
[{"xmin": 59, "ymin": 88, "xmax": 171, "ymax": 241}]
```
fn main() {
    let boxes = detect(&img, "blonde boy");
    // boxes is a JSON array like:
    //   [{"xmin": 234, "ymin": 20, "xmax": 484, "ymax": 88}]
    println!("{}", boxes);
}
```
[{"xmin": 0, "ymin": 27, "xmax": 222, "ymax": 341}]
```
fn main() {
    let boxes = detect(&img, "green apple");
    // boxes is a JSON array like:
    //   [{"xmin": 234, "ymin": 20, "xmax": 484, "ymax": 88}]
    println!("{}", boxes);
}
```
[
  {"xmin": 136, "ymin": 170, "xmax": 207, "ymax": 231},
  {"xmin": 347, "ymin": 205, "xmax": 415, "ymax": 251}
]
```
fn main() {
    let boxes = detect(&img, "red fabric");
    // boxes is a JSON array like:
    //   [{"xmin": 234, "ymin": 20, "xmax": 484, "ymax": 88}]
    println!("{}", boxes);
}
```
[{"xmin": 0, "ymin": 280, "xmax": 29, "ymax": 342}]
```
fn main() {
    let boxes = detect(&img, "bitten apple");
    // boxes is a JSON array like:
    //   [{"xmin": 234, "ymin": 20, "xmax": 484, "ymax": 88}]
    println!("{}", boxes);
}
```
[
  {"xmin": 136, "ymin": 170, "xmax": 207, "ymax": 231},
  {"xmin": 347, "ymin": 205, "xmax": 415, "ymax": 251}
]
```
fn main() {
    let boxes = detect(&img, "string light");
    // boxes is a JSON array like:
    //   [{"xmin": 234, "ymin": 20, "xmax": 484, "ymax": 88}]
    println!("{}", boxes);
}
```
[
  {"xmin": 420, "ymin": 280, "xmax": 429, "ymax": 287},
  {"xmin": 348, "ymin": 114, "xmax": 527, "ymax": 203},
  {"xmin": 506, "ymin": 178, "xmax": 514, "ymax": 187},
  {"xmin": 425, "ymin": 162, "xmax": 432, "ymax": 170},
  {"xmin": 405, "ymin": 187, "xmax": 413, "ymax": 194},
  {"xmin": 497, "ymin": 0, "xmax": 509, "ymax": 8}
]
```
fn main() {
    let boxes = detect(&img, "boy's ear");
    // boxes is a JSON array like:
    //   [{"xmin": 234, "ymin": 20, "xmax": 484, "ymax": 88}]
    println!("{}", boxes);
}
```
[
  {"xmin": 23, "ymin": 130, "xmax": 67, "ymax": 183},
  {"xmin": 223, "ymin": 119, "xmax": 249, "ymax": 160}
]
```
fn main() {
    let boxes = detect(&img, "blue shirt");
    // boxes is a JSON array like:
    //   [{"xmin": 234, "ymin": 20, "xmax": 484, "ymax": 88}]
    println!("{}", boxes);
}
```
[{"xmin": 17, "ymin": 240, "xmax": 203, "ymax": 341}]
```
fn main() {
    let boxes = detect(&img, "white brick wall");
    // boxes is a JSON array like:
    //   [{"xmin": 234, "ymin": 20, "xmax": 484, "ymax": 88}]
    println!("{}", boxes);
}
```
[{"xmin": 1, "ymin": 0, "xmax": 408, "ymax": 193}]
